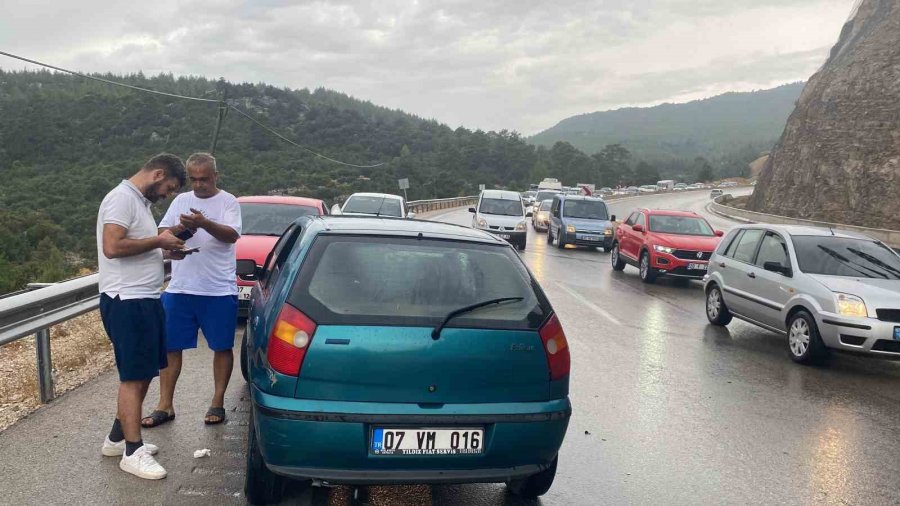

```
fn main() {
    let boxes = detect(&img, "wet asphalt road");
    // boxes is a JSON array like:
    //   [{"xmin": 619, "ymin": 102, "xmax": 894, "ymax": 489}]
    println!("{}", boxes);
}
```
[{"xmin": 4, "ymin": 189, "xmax": 900, "ymax": 505}]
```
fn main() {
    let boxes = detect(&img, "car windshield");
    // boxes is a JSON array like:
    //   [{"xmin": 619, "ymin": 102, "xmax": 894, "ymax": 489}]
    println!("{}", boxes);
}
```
[
  {"xmin": 538, "ymin": 199, "xmax": 553, "ymax": 211},
  {"xmin": 240, "ymin": 203, "xmax": 319, "ymax": 236},
  {"xmin": 649, "ymin": 216, "xmax": 715, "ymax": 236},
  {"xmin": 563, "ymin": 200, "xmax": 608, "ymax": 220},
  {"xmin": 523, "ymin": 191, "xmax": 536, "ymax": 199},
  {"xmin": 535, "ymin": 191, "xmax": 560, "ymax": 202},
  {"xmin": 479, "ymin": 198, "xmax": 522, "ymax": 216},
  {"xmin": 343, "ymin": 196, "xmax": 403, "ymax": 217},
  {"xmin": 792, "ymin": 236, "xmax": 900, "ymax": 279},
  {"xmin": 291, "ymin": 236, "xmax": 547, "ymax": 328}
]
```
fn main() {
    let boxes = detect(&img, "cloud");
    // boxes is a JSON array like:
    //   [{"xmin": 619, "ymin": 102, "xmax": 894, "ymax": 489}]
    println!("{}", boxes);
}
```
[{"xmin": 0, "ymin": 0, "xmax": 856, "ymax": 133}]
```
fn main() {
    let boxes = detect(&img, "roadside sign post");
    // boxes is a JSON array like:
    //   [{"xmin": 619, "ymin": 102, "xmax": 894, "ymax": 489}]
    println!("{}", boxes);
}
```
[
  {"xmin": 399, "ymin": 178, "xmax": 409, "ymax": 201},
  {"xmin": 479, "ymin": 184, "xmax": 486, "ymax": 191}
]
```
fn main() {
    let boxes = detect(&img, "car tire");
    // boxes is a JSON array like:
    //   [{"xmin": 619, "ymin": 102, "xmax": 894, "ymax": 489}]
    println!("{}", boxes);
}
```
[
  {"xmin": 788, "ymin": 310, "xmax": 829, "ymax": 365},
  {"xmin": 507, "ymin": 456, "xmax": 558, "ymax": 498},
  {"xmin": 705, "ymin": 284, "xmax": 733, "ymax": 325},
  {"xmin": 517, "ymin": 241, "xmax": 526, "ymax": 251},
  {"xmin": 611, "ymin": 243, "xmax": 626, "ymax": 271},
  {"xmin": 639, "ymin": 251, "xmax": 657, "ymax": 283},
  {"xmin": 240, "ymin": 329, "xmax": 249, "ymax": 382},
  {"xmin": 245, "ymin": 410, "xmax": 286, "ymax": 505},
  {"xmin": 603, "ymin": 246, "xmax": 612, "ymax": 253},
  {"xmin": 556, "ymin": 230, "xmax": 566, "ymax": 249}
]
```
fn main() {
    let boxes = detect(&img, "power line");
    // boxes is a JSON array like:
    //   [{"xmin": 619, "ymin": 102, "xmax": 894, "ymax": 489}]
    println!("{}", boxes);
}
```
[
  {"xmin": 227, "ymin": 104, "xmax": 386, "ymax": 168},
  {"xmin": 0, "ymin": 49, "xmax": 388, "ymax": 168},
  {"xmin": 0, "ymin": 50, "xmax": 219, "ymax": 103}
]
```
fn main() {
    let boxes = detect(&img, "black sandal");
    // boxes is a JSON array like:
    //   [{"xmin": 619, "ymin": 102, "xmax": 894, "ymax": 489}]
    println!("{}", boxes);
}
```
[
  {"xmin": 141, "ymin": 410, "xmax": 175, "ymax": 428},
  {"xmin": 204, "ymin": 407, "xmax": 226, "ymax": 425}
]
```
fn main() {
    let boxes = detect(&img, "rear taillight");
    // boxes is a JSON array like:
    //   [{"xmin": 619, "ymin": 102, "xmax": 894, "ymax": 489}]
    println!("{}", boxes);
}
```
[
  {"xmin": 267, "ymin": 304, "xmax": 317, "ymax": 376},
  {"xmin": 539, "ymin": 313, "xmax": 570, "ymax": 381}
]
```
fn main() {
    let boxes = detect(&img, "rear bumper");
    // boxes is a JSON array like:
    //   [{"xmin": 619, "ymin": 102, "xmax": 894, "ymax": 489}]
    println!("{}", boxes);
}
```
[{"xmin": 251, "ymin": 386, "xmax": 571, "ymax": 485}]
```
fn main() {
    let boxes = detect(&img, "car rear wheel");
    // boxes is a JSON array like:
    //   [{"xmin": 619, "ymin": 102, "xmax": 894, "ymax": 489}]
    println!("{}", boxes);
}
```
[
  {"xmin": 245, "ymin": 410, "xmax": 286, "ymax": 505},
  {"xmin": 705, "ymin": 285, "xmax": 732, "ymax": 325},
  {"xmin": 611, "ymin": 243, "xmax": 626, "ymax": 271},
  {"xmin": 639, "ymin": 251, "xmax": 657, "ymax": 283},
  {"xmin": 240, "ymin": 330, "xmax": 249, "ymax": 382},
  {"xmin": 788, "ymin": 311, "xmax": 828, "ymax": 365},
  {"xmin": 507, "ymin": 456, "xmax": 558, "ymax": 498}
]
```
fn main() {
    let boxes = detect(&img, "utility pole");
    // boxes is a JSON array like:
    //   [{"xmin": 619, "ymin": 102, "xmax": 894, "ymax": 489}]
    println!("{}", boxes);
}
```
[{"xmin": 209, "ymin": 85, "xmax": 228, "ymax": 155}]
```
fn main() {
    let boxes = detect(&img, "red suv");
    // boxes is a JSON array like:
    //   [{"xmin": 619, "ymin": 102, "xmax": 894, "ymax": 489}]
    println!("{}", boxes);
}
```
[
  {"xmin": 611, "ymin": 209, "xmax": 724, "ymax": 283},
  {"xmin": 236, "ymin": 196, "xmax": 327, "ymax": 316}
]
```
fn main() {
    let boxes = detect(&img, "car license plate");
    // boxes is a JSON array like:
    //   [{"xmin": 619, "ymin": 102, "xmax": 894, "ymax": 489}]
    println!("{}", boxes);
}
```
[
  {"xmin": 238, "ymin": 286, "xmax": 253, "ymax": 301},
  {"xmin": 498, "ymin": 234, "xmax": 510, "ymax": 240},
  {"xmin": 371, "ymin": 428, "xmax": 484, "ymax": 456},
  {"xmin": 894, "ymin": 327, "xmax": 900, "ymax": 340},
  {"xmin": 580, "ymin": 235, "xmax": 600, "ymax": 241},
  {"xmin": 688, "ymin": 263, "xmax": 708, "ymax": 271}
]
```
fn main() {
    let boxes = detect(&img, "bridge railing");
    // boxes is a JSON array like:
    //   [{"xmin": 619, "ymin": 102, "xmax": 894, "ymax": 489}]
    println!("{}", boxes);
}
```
[{"xmin": 407, "ymin": 196, "xmax": 478, "ymax": 215}]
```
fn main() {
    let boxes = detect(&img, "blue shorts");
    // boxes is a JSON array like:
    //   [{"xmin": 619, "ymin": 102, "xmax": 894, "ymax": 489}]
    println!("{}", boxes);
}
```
[
  {"xmin": 161, "ymin": 292, "xmax": 238, "ymax": 352},
  {"xmin": 99, "ymin": 294, "xmax": 168, "ymax": 382}
]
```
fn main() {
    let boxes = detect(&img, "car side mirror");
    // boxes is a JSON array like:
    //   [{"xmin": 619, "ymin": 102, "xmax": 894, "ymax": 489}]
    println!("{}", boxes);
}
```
[
  {"xmin": 468, "ymin": 207, "xmax": 476, "ymax": 213},
  {"xmin": 331, "ymin": 204, "xmax": 342, "ymax": 215},
  {"xmin": 763, "ymin": 261, "xmax": 792, "ymax": 277},
  {"xmin": 525, "ymin": 211, "xmax": 533, "ymax": 218},
  {"xmin": 715, "ymin": 230, "xmax": 724, "ymax": 237},
  {"xmin": 632, "ymin": 224, "xmax": 644, "ymax": 233},
  {"xmin": 236, "ymin": 259, "xmax": 260, "ymax": 279},
  {"xmin": 610, "ymin": 215, "xmax": 616, "ymax": 222}
]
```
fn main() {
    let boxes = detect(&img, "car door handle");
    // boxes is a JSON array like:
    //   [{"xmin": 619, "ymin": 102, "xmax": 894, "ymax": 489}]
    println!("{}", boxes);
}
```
[
  {"xmin": 718, "ymin": 262, "xmax": 726, "ymax": 268},
  {"xmin": 747, "ymin": 272, "xmax": 756, "ymax": 279}
]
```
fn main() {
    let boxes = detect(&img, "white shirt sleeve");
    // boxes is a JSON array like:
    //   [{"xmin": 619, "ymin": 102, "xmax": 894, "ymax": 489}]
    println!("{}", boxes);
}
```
[
  {"xmin": 222, "ymin": 195, "xmax": 242, "ymax": 236},
  {"xmin": 101, "ymin": 192, "xmax": 134, "ymax": 229},
  {"xmin": 159, "ymin": 194, "xmax": 183, "ymax": 228}
]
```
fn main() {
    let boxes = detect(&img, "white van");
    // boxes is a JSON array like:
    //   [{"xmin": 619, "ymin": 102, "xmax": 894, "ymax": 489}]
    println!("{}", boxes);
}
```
[{"xmin": 469, "ymin": 190, "xmax": 531, "ymax": 251}]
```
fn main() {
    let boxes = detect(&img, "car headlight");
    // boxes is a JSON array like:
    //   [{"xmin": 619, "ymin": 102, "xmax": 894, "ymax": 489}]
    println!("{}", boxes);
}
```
[
  {"xmin": 835, "ymin": 293, "xmax": 868, "ymax": 318},
  {"xmin": 653, "ymin": 245, "xmax": 675, "ymax": 254},
  {"xmin": 515, "ymin": 222, "xmax": 527, "ymax": 232},
  {"xmin": 477, "ymin": 218, "xmax": 487, "ymax": 228},
  {"xmin": 566, "ymin": 224, "xmax": 576, "ymax": 233},
  {"xmin": 604, "ymin": 228, "xmax": 613, "ymax": 235},
  {"xmin": 538, "ymin": 212, "xmax": 547, "ymax": 220}
]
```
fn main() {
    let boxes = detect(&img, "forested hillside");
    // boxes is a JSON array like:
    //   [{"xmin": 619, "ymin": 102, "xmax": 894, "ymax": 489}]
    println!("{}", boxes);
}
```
[
  {"xmin": 530, "ymin": 83, "xmax": 803, "ymax": 164},
  {"xmin": 0, "ymin": 70, "xmax": 763, "ymax": 291}
]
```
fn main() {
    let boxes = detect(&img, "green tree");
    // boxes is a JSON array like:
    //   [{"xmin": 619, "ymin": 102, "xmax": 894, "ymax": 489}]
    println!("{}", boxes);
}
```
[
  {"xmin": 694, "ymin": 157, "xmax": 715, "ymax": 182},
  {"xmin": 634, "ymin": 161, "xmax": 660, "ymax": 185}
]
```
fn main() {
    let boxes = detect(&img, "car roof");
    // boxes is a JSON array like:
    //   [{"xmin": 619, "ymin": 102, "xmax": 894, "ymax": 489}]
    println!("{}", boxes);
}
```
[
  {"xmin": 558, "ymin": 195, "xmax": 606, "ymax": 202},
  {"xmin": 637, "ymin": 208, "xmax": 703, "ymax": 217},
  {"xmin": 302, "ymin": 216, "xmax": 509, "ymax": 245},
  {"xmin": 347, "ymin": 192, "xmax": 404, "ymax": 201},
  {"xmin": 735, "ymin": 224, "xmax": 874, "ymax": 241},
  {"xmin": 481, "ymin": 190, "xmax": 521, "ymax": 200},
  {"xmin": 237, "ymin": 195, "xmax": 324, "ymax": 206}
]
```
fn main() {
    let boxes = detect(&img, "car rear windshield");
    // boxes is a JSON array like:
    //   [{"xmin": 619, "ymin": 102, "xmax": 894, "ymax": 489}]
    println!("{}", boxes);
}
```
[
  {"xmin": 535, "ymin": 191, "xmax": 559, "ymax": 203},
  {"xmin": 792, "ymin": 236, "xmax": 900, "ymax": 279},
  {"xmin": 240, "ymin": 203, "xmax": 319, "ymax": 236},
  {"xmin": 649, "ymin": 216, "xmax": 714, "ymax": 236},
  {"xmin": 289, "ymin": 235, "xmax": 549, "ymax": 329},
  {"xmin": 479, "ymin": 198, "xmax": 523, "ymax": 216},
  {"xmin": 563, "ymin": 200, "xmax": 608, "ymax": 220},
  {"xmin": 344, "ymin": 196, "xmax": 403, "ymax": 217},
  {"xmin": 539, "ymin": 199, "xmax": 554, "ymax": 211}
]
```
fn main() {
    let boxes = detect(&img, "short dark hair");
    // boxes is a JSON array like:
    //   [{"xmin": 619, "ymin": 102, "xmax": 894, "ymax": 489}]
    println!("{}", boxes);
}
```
[{"xmin": 143, "ymin": 153, "xmax": 186, "ymax": 187}]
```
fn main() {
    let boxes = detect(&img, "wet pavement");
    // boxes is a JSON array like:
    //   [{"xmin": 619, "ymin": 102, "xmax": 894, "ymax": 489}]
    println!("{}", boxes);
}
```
[{"xmin": 3, "ymin": 189, "xmax": 900, "ymax": 505}]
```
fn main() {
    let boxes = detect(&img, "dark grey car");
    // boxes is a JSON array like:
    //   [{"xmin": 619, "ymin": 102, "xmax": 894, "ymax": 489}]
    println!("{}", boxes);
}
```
[{"xmin": 704, "ymin": 225, "xmax": 900, "ymax": 365}]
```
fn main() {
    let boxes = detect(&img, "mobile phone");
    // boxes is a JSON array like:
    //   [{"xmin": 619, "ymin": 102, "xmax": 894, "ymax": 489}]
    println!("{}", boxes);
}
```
[
  {"xmin": 174, "ymin": 228, "xmax": 194, "ymax": 240},
  {"xmin": 179, "ymin": 247, "xmax": 200, "ymax": 254}
]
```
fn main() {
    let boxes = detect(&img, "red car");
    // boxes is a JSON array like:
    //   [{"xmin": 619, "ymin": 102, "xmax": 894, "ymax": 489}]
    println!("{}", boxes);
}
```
[
  {"xmin": 236, "ymin": 196, "xmax": 327, "ymax": 316},
  {"xmin": 610, "ymin": 208, "xmax": 724, "ymax": 283}
]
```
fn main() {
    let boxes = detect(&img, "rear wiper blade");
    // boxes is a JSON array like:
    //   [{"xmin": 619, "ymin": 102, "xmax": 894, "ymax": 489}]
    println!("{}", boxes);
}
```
[{"xmin": 431, "ymin": 297, "xmax": 524, "ymax": 340}]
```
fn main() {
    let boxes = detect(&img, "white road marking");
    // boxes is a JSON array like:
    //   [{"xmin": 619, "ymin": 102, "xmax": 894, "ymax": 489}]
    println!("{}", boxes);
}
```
[{"xmin": 554, "ymin": 282, "xmax": 623, "ymax": 326}]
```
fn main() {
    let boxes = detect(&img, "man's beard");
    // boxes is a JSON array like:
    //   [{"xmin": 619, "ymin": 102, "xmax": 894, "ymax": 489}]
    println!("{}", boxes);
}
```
[{"xmin": 143, "ymin": 181, "xmax": 167, "ymax": 203}]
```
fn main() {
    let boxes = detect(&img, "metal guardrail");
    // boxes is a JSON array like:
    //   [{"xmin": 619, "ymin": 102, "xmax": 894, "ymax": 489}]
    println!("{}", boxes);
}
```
[
  {"xmin": 407, "ymin": 196, "xmax": 478, "ymax": 214},
  {"xmin": 709, "ymin": 195, "xmax": 900, "ymax": 248}
]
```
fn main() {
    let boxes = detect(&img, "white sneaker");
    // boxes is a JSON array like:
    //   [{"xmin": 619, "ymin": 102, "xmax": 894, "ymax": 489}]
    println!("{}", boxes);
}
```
[
  {"xmin": 102, "ymin": 436, "xmax": 158, "ymax": 457},
  {"xmin": 118, "ymin": 445, "xmax": 167, "ymax": 480}
]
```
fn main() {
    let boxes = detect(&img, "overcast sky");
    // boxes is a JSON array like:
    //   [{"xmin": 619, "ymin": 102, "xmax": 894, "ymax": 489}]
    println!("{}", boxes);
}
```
[{"xmin": 0, "ymin": 0, "xmax": 856, "ymax": 134}]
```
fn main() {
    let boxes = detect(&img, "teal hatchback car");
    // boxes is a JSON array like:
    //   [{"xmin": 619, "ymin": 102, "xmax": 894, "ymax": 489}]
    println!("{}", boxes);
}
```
[{"xmin": 237, "ymin": 216, "xmax": 571, "ymax": 504}]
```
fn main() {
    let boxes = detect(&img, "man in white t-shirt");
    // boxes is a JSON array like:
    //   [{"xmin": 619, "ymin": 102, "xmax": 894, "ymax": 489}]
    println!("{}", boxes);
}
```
[{"xmin": 141, "ymin": 152, "xmax": 242, "ymax": 428}]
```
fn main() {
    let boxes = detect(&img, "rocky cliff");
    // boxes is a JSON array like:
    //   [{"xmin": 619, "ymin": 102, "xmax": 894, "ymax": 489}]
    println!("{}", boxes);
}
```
[{"xmin": 747, "ymin": 0, "xmax": 900, "ymax": 229}]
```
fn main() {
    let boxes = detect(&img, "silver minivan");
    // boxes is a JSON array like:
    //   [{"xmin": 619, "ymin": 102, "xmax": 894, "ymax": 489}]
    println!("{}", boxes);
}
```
[{"xmin": 704, "ymin": 225, "xmax": 900, "ymax": 364}]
